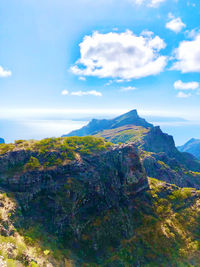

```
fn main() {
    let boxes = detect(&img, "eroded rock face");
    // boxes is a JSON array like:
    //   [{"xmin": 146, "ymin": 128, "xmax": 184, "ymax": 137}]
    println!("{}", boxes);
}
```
[{"xmin": 0, "ymin": 144, "xmax": 148, "ymax": 245}]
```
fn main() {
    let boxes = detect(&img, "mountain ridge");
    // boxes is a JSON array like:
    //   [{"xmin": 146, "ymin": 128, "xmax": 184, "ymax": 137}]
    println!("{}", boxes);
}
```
[
  {"xmin": 178, "ymin": 138, "xmax": 200, "ymax": 160},
  {"xmin": 63, "ymin": 109, "xmax": 200, "ymax": 189},
  {"xmin": 63, "ymin": 109, "xmax": 153, "ymax": 137}
]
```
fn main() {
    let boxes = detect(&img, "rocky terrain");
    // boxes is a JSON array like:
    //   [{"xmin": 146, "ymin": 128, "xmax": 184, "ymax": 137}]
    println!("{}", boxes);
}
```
[
  {"xmin": 67, "ymin": 109, "xmax": 200, "ymax": 189},
  {"xmin": 0, "ymin": 137, "xmax": 200, "ymax": 265},
  {"xmin": 1, "ymin": 110, "xmax": 200, "ymax": 266}
]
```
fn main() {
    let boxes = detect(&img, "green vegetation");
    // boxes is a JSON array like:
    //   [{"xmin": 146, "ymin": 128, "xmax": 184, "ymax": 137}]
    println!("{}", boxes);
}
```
[
  {"xmin": 95, "ymin": 125, "xmax": 149, "ymax": 145},
  {"xmin": 0, "ymin": 192, "xmax": 73, "ymax": 267},
  {"xmin": 1, "ymin": 172, "xmax": 200, "ymax": 266},
  {"xmin": 25, "ymin": 157, "xmax": 41, "ymax": 171},
  {"xmin": 0, "ymin": 144, "xmax": 15, "ymax": 154},
  {"xmin": 0, "ymin": 136, "xmax": 113, "ymax": 174},
  {"xmin": 0, "ymin": 136, "xmax": 112, "ymax": 156},
  {"xmin": 99, "ymin": 178, "xmax": 200, "ymax": 266}
]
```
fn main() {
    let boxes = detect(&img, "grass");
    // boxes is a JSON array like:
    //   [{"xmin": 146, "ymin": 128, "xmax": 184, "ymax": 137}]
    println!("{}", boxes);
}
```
[
  {"xmin": 0, "ymin": 136, "xmax": 113, "ymax": 174},
  {"xmin": 95, "ymin": 125, "xmax": 149, "ymax": 145},
  {"xmin": 0, "ymin": 136, "xmax": 112, "ymax": 156}
]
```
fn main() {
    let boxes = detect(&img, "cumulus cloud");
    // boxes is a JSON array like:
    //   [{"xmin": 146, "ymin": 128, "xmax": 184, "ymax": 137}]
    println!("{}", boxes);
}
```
[
  {"xmin": 71, "ymin": 30, "xmax": 167, "ymax": 80},
  {"xmin": 172, "ymin": 34, "xmax": 200, "ymax": 72},
  {"xmin": 174, "ymin": 80, "xmax": 199, "ymax": 90},
  {"xmin": 121, "ymin": 86, "xmax": 137, "ymax": 91},
  {"xmin": 0, "ymin": 66, "xmax": 12, "ymax": 78},
  {"xmin": 176, "ymin": 91, "xmax": 191, "ymax": 98},
  {"xmin": 61, "ymin": 90, "xmax": 69, "ymax": 95},
  {"xmin": 165, "ymin": 15, "xmax": 186, "ymax": 33},
  {"xmin": 71, "ymin": 90, "xmax": 102, "ymax": 96}
]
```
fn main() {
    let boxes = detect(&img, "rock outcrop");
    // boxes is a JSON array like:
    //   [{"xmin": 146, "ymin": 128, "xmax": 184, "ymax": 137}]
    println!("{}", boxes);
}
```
[{"xmin": 0, "ymin": 141, "xmax": 148, "ymax": 262}]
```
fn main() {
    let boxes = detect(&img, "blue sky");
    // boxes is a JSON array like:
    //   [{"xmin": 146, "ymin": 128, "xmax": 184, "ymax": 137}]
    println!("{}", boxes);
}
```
[{"xmin": 0, "ymin": 0, "xmax": 200, "ymax": 144}]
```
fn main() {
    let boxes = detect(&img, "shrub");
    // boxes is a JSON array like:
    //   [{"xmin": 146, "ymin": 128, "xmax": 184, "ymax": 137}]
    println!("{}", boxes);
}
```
[{"xmin": 25, "ymin": 157, "xmax": 41, "ymax": 171}]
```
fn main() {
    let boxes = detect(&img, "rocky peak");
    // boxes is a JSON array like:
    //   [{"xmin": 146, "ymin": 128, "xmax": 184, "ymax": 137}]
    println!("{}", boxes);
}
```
[
  {"xmin": 142, "ymin": 126, "xmax": 177, "ymax": 156},
  {"xmin": 64, "ymin": 109, "xmax": 153, "ymax": 137}
]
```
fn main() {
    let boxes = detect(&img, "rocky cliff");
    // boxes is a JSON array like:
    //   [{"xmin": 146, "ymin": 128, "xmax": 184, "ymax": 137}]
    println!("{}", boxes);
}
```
[
  {"xmin": 74, "ymin": 109, "xmax": 200, "ymax": 189},
  {"xmin": 0, "ymin": 137, "xmax": 148, "ymax": 265},
  {"xmin": 1, "ymin": 137, "xmax": 200, "ymax": 266}
]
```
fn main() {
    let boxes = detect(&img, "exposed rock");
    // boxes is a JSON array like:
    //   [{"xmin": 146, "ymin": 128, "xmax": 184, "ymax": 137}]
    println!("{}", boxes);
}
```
[{"xmin": 0, "ymin": 143, "xmax": 148, "ymax": 251}]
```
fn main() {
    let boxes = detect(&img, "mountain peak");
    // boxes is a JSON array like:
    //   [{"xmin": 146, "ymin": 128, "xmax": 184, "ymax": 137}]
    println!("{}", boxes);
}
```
[{"xmin": 63, "ymin": 109, "xmax": 153, "ymax": 137}]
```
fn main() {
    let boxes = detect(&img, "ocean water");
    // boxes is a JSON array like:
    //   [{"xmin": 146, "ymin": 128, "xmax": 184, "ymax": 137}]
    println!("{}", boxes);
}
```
[{"xmin": 0, "ymin": 119, "xmax": 88, "ymax": 143}]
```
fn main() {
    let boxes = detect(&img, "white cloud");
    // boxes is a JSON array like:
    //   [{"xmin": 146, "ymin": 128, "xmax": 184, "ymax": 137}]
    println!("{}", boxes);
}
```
[
  {"xmin": 71, "ymin": 30, "xmax": 167, "ymax": 80},
  {"xmin": 176, "ymin": 91, "xmax": 191, "ymax": 98},
  {"xmin": 172, "ymin": 34, "xmax": 200, "ymax": 72},
  {"xmin": 121, "ymin": 86, "xmax": 137, "ymax": 91},
  {"xmin": 71, "ymin": 90, "xmax": 102, "ymax": 97},
  {"xmin": 166, "ymin": 16, "xmax": 186, "ymax": 33},
  {"xmin": 131, "ymin": 0, "xmax": 166, "ymax": 7},
  {"xmin": 61, "ymin": 90, "xmax": 69, "ymax": 95},
  {"xmin": 0, "ymin": 66, "xmax": 12, "ymax": 78},
  {"xmin": 79, "ymin": 76, "xmax": 86, "ymax": 81},
  {"xmin": 185, "ymin": 28, "xmax": 200, "ymax": 39},
  {"xmin": 174, "ymin": 80, "xmax": 199, "ymax": 90}
]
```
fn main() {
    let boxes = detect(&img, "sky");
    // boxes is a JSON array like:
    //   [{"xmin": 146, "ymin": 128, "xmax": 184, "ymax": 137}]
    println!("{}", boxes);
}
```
[{"xmin": 0, "ymin": 0, "xmax": 200, "ymax": 145}]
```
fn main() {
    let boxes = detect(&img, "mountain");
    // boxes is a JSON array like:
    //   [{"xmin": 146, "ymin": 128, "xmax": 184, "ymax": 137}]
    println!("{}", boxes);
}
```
[
  {"xmin": 1, "ymin": 137, "xmax": 200, "ymax": 266},
  {"xmin": 63, "ymin": 109, "xmax": 153, "ymax": 137},
  {"xmin": 178, "ymin": 138, "xmax": 200, "ymax": 160},
  {"xmin": 63, "ymin": 109, "xmax": 200, "ymax": 189},
  {"xmin": 0, "ymin": 138, "xmax": 5, "ymax": 144}
]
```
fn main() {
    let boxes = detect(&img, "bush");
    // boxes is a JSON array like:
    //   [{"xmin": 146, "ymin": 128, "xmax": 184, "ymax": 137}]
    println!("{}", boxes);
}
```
[{"xmin": 25, "ymin": 157, "xmax": 41, "ymax": 171}]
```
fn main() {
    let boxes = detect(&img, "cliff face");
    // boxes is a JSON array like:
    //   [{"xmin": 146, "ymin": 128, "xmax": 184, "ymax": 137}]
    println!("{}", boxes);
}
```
[
  {"xmin": 94, "ymin": 119, "xmax": 200, "ymax": 188},
  {"xmin": 1, "ymin": 137, "xmax": 200, "ymax": 266},
  {"xmin": 0, "ymin": 141, "xmax": 148, "ymax": 263},
  {"xmin": 0, "ymin": 144, "xmax": 148, "ymax": 203}
]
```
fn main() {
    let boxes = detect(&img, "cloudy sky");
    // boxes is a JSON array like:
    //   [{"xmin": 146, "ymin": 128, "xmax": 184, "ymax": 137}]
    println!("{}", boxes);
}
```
[{"xmin": 0, "ymin": 0, "xmax": 200, "ymax": 143}]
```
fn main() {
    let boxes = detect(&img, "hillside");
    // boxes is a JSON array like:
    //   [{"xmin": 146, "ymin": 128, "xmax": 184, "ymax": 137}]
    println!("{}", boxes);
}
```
[
  {"xmin": 1, "ymin": 137, "xmax": 200, "ymax": 266},
  {"xmin": 178, "ymin": 138, "xmax": 200, "ymax": 160}
]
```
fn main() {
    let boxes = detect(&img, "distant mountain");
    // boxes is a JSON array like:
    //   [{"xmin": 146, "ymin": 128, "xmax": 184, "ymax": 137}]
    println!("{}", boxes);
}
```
[
  {"xmin": 178, "ymin": 138, "xmax": 200, "ymax": 160},
  {"xmin": 63, "ymin": 109, "xmax": 153, "ymax": 137},
  {"xmin": 0, "ymin": 138, "xmax": 5, "ymax": 144}
]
